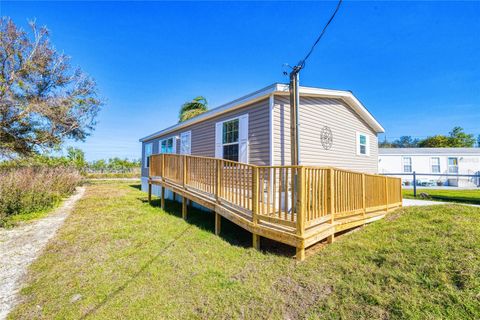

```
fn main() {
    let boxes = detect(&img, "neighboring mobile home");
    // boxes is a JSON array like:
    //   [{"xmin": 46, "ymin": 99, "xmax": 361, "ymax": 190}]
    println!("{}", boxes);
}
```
[
  {"xmin": 379, "ymin": 148, "xmax": 480, "ymax": 187},
  {"xmin": 139, "ymin": 83, "xmax": 385, "ymax": 193}
]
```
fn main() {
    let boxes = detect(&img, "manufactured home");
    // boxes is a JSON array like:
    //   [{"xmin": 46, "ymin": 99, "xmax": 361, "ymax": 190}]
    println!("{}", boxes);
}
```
[
  {"xmin": 379, "ymin": 147, "xmax": 480, "ymax": 187},
  {"xmin": 139, "ymin": 84, "xmax": 402, "ymax": 260},
  {"xmin": 140, "ymin": 83, "xmax": 385, "ymax": 192}
]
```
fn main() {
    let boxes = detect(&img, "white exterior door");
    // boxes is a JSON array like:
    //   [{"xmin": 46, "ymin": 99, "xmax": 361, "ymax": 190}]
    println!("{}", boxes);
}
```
[{"xmin": 180, "ymin": 131, "xmax": 191, "ymax": 155}]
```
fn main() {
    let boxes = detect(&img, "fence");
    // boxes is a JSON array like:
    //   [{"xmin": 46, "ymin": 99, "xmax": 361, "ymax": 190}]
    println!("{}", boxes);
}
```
[{"xmin": 382, "ymin": 172, "xmax": 480, "ymax": 197}]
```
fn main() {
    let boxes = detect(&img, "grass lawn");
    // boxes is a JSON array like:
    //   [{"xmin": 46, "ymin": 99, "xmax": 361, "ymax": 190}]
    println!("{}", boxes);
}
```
[
  {"xmin": 403, "ymin": 188, "xmax": 480, "ymax": 205},
  {"xmin": 10, "ymin": 181, "xmax": 480, "ymax": 319}
]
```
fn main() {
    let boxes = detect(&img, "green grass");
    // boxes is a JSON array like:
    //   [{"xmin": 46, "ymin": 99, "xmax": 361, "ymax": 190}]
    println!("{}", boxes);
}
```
[
  {"xmin": 1, "ymin": 201, "xmax": 61, "ymax": 228},
  {"xmin": 403, "ymin": 188, "xmax": 480, "ymax": 205},
  {"xmin": 10, "ymin": 181, "xmax": 480, "ymax": 319}
]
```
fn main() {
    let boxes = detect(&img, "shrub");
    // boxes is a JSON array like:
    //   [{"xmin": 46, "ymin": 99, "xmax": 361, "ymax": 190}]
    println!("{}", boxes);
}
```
[{"xmin": 0, "ymin": 166, "xmax": 81, "ymax": 225}]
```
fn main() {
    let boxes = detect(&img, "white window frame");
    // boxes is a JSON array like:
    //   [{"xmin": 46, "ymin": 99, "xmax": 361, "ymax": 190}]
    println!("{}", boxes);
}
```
[
  {"xmin": 221, "ymin": 117, "xmax": 240, "ymax": 161},
  {"xmin": 144, "ymin": 143, "xmax": 153, "ymax": 168},
  {"xmin": 159, "ymin": 136, "xmax": 177, "ymax": 154},
  {"xmin": 402, "ymin": 156, "xmax": 412, "ymax": 173},
  {"xmin": 431, "ymin": 157, "xmax": 440, "ymax": 173},
  {"xmin": 448, "ymin": 157, "xmax": 459, "ymax": 174},
  {"xmin": 356, "ymin": 132, "xmax": 370, "ymax": 156},
  {"xmin": 180, "ymin": 131, "xmax": 191, "ymax": 155},
  {"xmin": 215, "ymin": 114, "xmax": 248, "ymax": 163}
]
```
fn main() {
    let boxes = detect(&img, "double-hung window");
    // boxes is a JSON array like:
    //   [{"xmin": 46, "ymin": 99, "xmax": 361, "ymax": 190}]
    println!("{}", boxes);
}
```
[
  {"xmin": 356, "ymin": 132, "xmax": 370, "ymax": 156},
  {"xmin": 215, "ymin": 114, "xmax": 248, "ymax": 163},
  {"xmin": 222, "ymin": 119, "xmax": 239, "ymax": 161},
  {"xmin": 144, "ymin": 143, "xmax": 153, "ymax": 168},
  {"xmin": 431, "ymin": 157, "xmax": 440, "ymax": 173},
  {"xmin": 403, "ymin": 157, "xmax": 412, "ymax": 173},
  {"xmin": 160, "ymin": 137, "xmax": 175, "ymax": 154},
  {"xmin": 448, "ymin": 157, "xmax": 458, "ymax": 173}
]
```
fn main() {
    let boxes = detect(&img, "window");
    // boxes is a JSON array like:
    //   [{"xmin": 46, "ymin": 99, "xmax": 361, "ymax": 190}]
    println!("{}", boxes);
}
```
[
  {"xmin": 144, "ymin": 143, "xmax": 152, "ymax": 168},
  {"xmin": 356, "ymin": 132, "xmax": 370, "ymax": 156},
  {"xmin": 431, "ymin": 157, "xmax": 440, "ymax": 173},
  {"xmin": 448, "ymin": 157, "xmax": 458, "ymax": 173},
  {"xmin": 215, "ymin": 114, "xmax": 248, "ymax": 163},
  {"xmin": 160, "ymin": 137, "xmax": 175, "ymax": 154},
  {"xmin": 222, "ymin": 119, "xmax": 239, "ymax": 161},
  {"xmin": 403, "ymin": 157, "xmax": 412, "ymax": 173}
]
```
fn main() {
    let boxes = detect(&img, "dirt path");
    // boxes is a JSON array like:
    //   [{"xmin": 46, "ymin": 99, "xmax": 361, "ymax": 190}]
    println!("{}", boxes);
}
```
[{"xmin": 0, "ymin": 187, "xmax": 86, "ymax": 320}]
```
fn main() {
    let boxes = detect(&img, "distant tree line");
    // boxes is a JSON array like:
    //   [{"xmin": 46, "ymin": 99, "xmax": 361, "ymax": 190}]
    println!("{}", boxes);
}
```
[
  {"xmin": 0, "ymin": 147, "xmax": 140, "ymax": 173},
  {"xmin": 379, "ymin": 127, "xmax": 480, "ymax": 148}
]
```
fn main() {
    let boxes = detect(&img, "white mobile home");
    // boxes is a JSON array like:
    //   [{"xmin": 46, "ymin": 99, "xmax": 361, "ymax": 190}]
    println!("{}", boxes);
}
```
[{"xmin": 378, "ymin": 148, "xmax": 480, "ymax": 187}]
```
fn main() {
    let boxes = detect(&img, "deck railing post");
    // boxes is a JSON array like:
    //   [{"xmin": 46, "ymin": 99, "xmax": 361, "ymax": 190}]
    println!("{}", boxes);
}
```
[
  {"xmin": 252, "ymin": 166, "xmax": 260, "ymax": 250},
  {"xmin": 399, "ymin": 178, "xmax": 403, "ymax": 207},
  {"xmin": 328, "ymin": 168, "xmax": 335, "ymax": 222},
  {"xmin": 183, "ymin": 155, "xmax": 187, "ymax": 188},
  {"xmin": 216, "ymin": 159, "xmax": 222, "ymax": 203},
  {"xmin": 384, "ymin": 176, "xmax": 389, "ymax": 210},
  {"xmin": 362, "ymin": 173, "xmax": 366, "ymax": 218},
  {"xmin": 327, "ymin": 168, "xmax": 335, "ymax": 244},
  {"xmin": 295, "ymin": 167, "xmax": 306, "ymax": 261},
  {"xmin": 161, "ymin": 153, "xmax": 165, "ymax": 180},
  {"xmin": 296, "ymin": 167, "xmax": 305, "ymax": 236}
]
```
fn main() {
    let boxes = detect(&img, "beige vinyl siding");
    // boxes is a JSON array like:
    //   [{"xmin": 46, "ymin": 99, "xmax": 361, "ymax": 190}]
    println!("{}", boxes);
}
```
[
  {"xmin": 273, "ymin": 95, "xmax": 378, "ymax": 173},
  {"xmin": 141, "ymin": 98, "xmax": 270, "ymax": 177}
]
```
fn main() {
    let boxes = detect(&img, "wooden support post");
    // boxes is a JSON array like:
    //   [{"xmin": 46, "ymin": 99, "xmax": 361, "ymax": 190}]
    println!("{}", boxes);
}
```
[
  {"xmin": 362, "ymin": 173, "xmax": 366, "ymax": 218},
  {"xmin": 161, "ymin": 186, "xmax": 165, "ymax": 209},
  {"xmin": 327, "ymin": 234, "xmax": 334, "ymax": 244},
  {"xmin": 148, "ymin": 182, "xmax": 152, "ymax": 204},
  {"xmin": 252, "ymin": 167, "xmax": 260, "ymax": 250},
  {"xmin": 215, "ymin": 213, "xmax": 221, "ymax": 235},
  {"xmin": 413, "ymin": 171, "xmax": 417, "ymax": 197},
  {"xmin": 253, "ymin": 234, "xmax": 260, "ymax": 250},
  {"xmin": 296, "ymin": 246, "xmax": 305, "ymax": 261},
  {"xmin": 173, "ymin": 192, "xmax": 176, "ymax": 202},
  {"xmin": 182, "ymin": 196, "xmax": 187, "ymax": 219}
]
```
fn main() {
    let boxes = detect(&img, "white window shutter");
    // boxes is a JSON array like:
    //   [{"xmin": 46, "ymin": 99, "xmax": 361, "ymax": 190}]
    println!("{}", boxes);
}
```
[
  {"xmin": 172, "ymin": 136, "xmax": 177, "ymax": 154},
  {"xmin": 239, "ymin": 114, "xmax": 249, "ymax": 163},
  {"xmin": 215, "ymin": 122, "xmax": 223, "ymax": 158}
]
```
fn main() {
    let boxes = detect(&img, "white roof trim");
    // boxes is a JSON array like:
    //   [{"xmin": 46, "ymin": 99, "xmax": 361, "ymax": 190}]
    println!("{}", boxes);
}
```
[{"xmin": 139, "ymin": 83, "xmax": 384, "ymax": 142}]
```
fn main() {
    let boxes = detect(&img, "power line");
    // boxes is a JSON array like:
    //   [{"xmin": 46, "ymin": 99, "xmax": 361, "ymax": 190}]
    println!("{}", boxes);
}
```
[{"xmin": 297, "ymin": 0, "xmax": 343, "ymax": 70}]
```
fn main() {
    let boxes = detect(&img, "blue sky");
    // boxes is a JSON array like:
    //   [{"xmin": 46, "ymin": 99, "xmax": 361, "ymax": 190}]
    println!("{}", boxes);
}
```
[{"xmin": 2, "ymin": 1, "xmax": 479, "ymax": 160}]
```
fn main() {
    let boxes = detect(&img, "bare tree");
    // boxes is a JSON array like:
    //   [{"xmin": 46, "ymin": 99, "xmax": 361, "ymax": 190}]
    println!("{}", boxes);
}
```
[{"xmin": 0, "ymin": 18, "xmax": 102, "ymax": 157}]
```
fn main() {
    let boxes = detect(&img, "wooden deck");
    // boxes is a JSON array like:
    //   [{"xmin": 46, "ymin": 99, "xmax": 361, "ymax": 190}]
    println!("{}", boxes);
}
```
[{"xmin": 148, "ymin": 154, "xmax": 403, "ymax": 260}]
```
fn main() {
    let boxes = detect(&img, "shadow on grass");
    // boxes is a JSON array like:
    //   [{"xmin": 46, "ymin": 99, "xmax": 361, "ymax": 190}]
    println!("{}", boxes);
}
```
[
  {"xmin": 428, "ymin": 195, "xmax": 480, "ymax": 205},
  {"xmin": 146, "ymin": 194, "xmax": 295, "ymax": 258},
  {"xmin": 129, "ymin": 184, "xmax": 141, "ymax": 191}
]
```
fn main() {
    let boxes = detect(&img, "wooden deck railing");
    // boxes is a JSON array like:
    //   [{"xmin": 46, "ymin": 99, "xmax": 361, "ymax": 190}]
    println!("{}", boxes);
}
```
[{"xmin": 148, "ymin": 154, "xmax": 402, "ymax": 260}]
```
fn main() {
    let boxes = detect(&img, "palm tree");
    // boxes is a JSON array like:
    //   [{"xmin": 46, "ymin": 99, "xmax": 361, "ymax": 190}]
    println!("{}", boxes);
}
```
[{"xmin": 179, "ymin": 96, "xmax": 208, "ymax": 123}]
